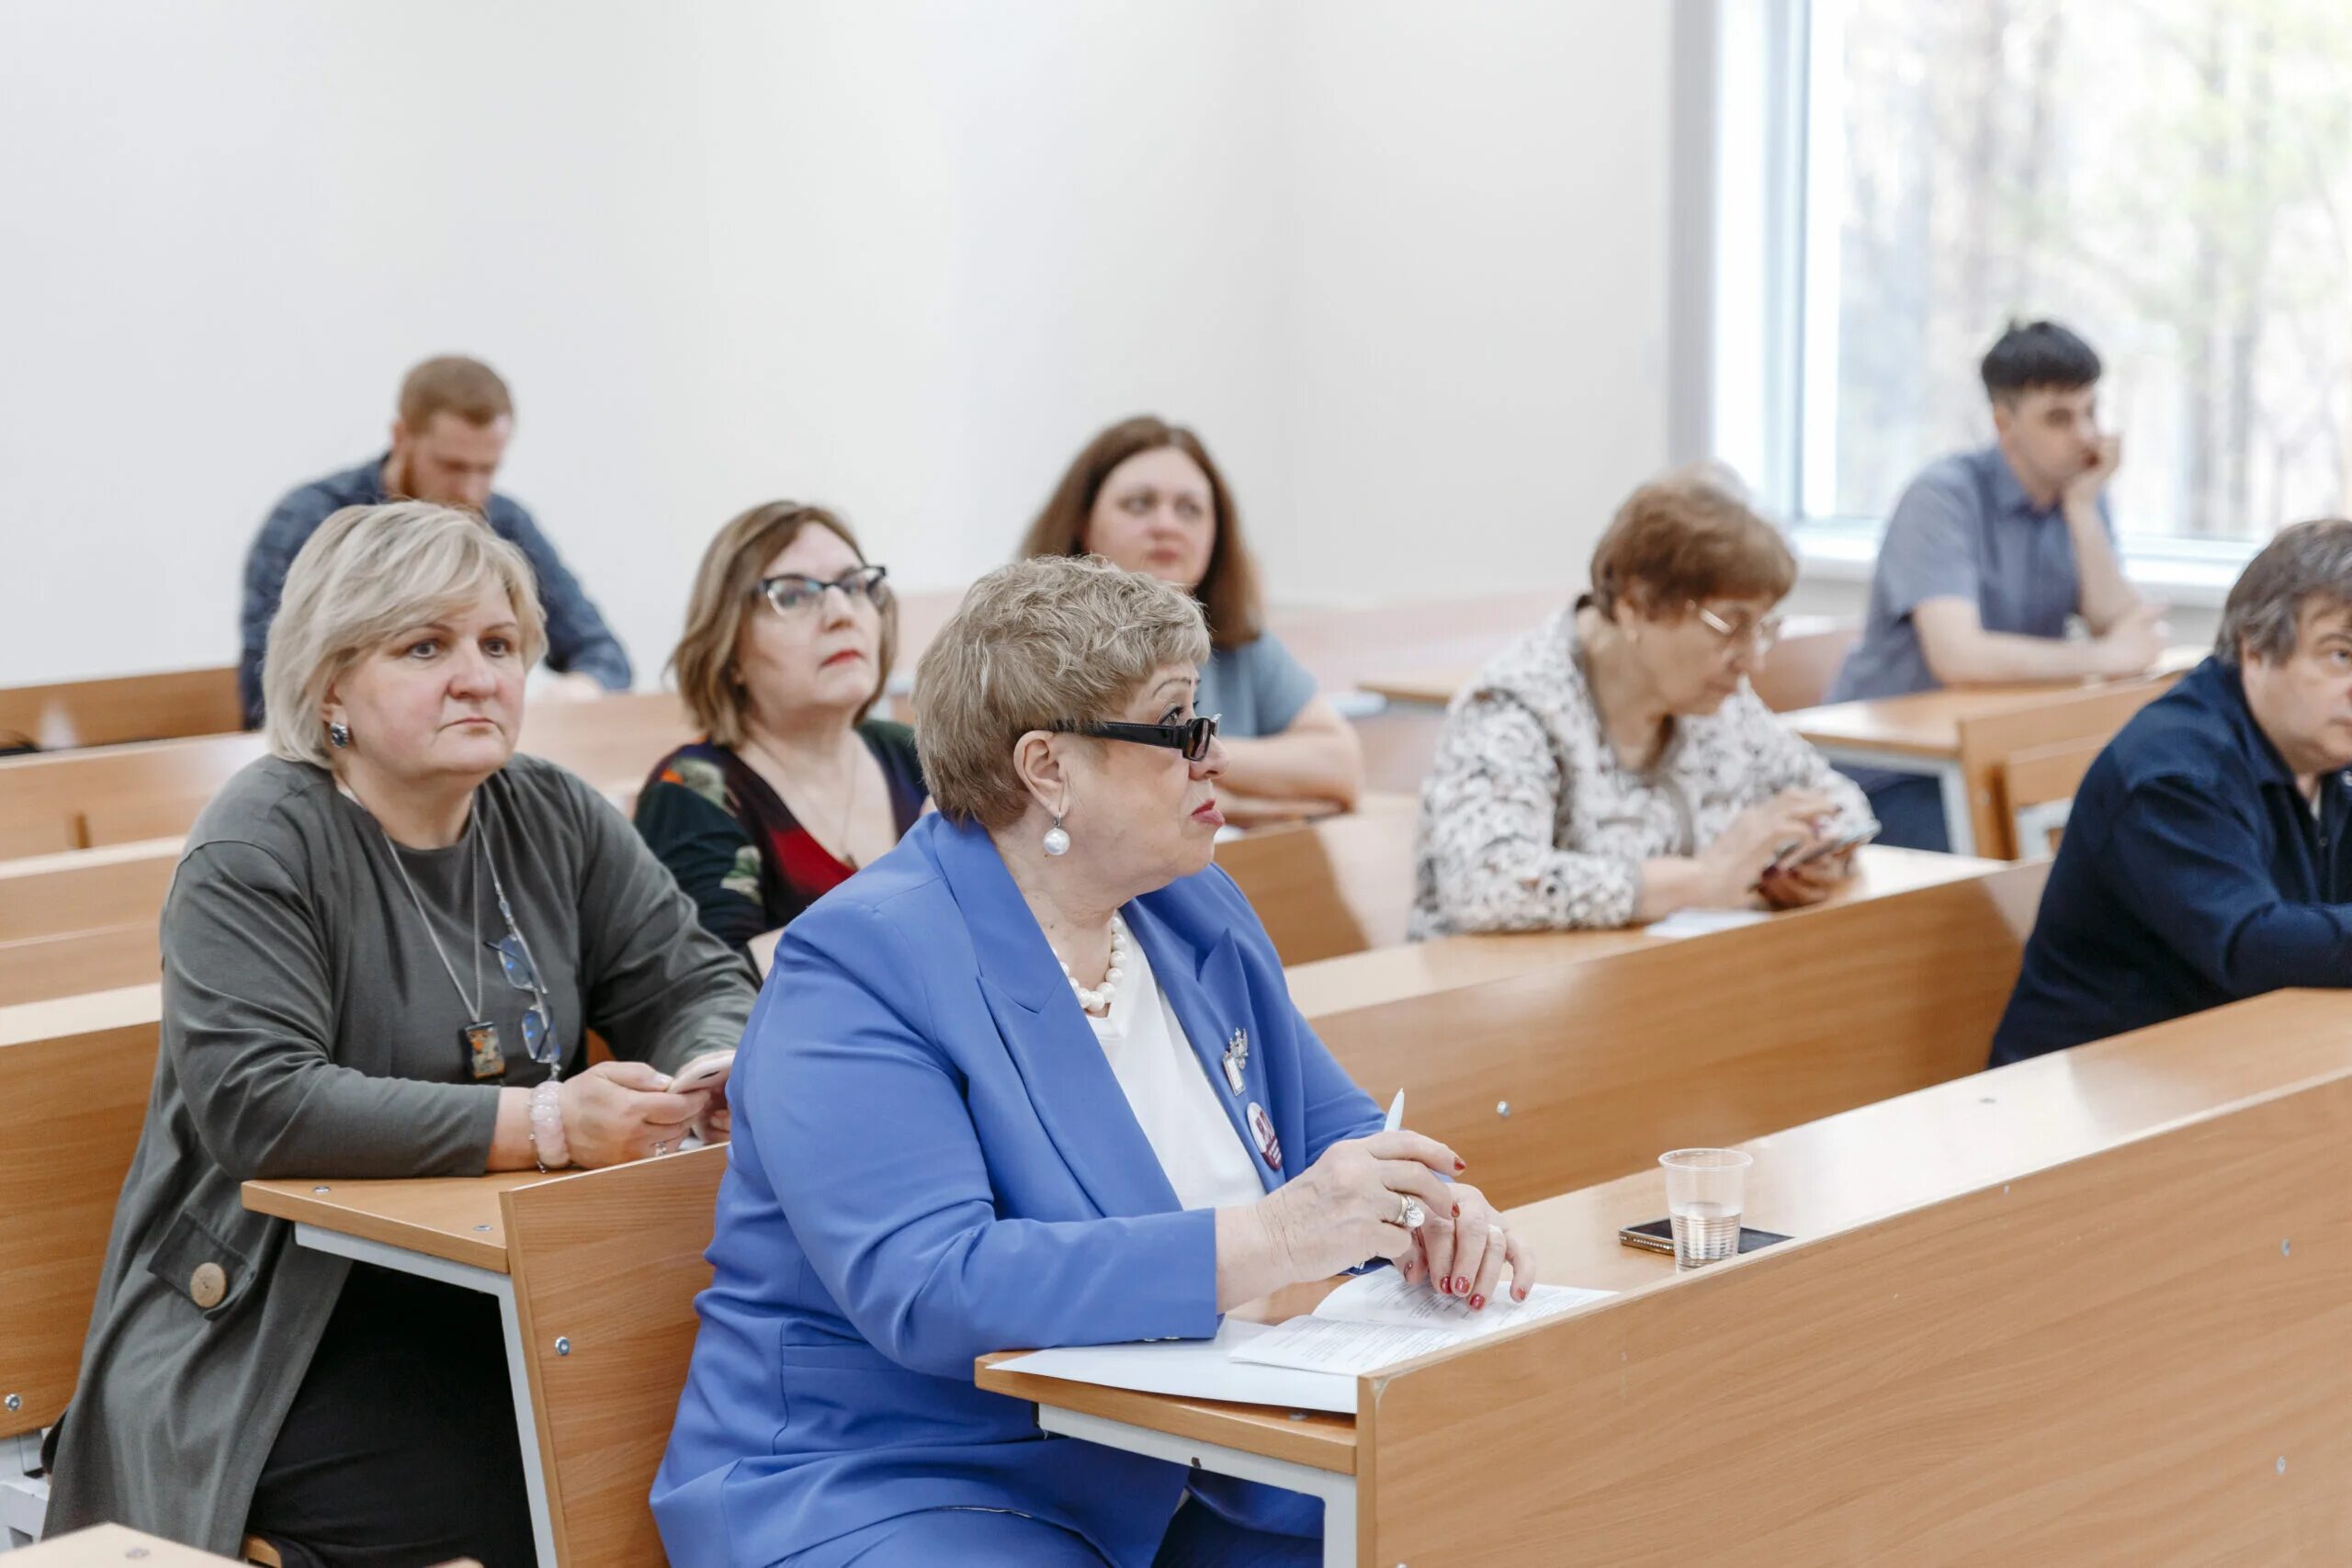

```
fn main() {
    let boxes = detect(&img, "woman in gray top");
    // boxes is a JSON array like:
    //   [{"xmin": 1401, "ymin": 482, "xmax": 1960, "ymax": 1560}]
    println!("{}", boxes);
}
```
[{"xmin": 45, "ymin": 503, "xmax": 755, "ymax": 1565}]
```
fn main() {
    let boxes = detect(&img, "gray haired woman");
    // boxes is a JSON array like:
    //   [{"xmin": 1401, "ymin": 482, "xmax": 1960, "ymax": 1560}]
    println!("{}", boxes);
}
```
[{"xmin": 46, "ymin": 503, "xmax": 754, "ymax": 1565}]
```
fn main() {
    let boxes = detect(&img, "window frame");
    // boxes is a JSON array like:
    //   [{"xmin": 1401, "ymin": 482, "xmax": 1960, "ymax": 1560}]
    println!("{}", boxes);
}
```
[{"xmin": 1672, "ymin": 0, "xmax": 2259, "ymax": 608}]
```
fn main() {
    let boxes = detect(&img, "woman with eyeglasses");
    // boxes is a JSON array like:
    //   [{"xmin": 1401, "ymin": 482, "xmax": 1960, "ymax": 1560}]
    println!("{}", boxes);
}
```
[
  {"xmin": 635, "ymin": 502, "xmax": 928, "ymax": 961},
  {"xmin": 1409, "ymin": 466, "xmax": 1877, "ymax": 937},
  {"xmin": 46, "ymin": 503, "xmax": 754, "ymax": 1565},
  {"xmin": 1020, "ymin": 414, "xmax": 1365, "ymax": 818},
  {"xmin": 655, "ymin": 557, "xmax": 1530, "ymax": 1568}
]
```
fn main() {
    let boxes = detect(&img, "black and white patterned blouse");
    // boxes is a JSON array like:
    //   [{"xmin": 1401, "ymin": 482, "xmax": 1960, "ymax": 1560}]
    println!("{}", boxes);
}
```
[{"xmin": 1409, "ymin": 606, "xmax": 1875, "ymax": 936}]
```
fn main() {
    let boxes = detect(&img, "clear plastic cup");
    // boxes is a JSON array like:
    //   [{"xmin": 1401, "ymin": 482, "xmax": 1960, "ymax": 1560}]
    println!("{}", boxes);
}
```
[{"xmin": 1659, "ymin": 1148, "xmax": 1752, "ymax": 1269}]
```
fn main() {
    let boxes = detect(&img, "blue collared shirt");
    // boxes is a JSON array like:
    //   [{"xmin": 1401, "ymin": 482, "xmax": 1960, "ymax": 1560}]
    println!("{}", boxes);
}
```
[
  {"xmin": 1990, "ymin": 657, "xmax": 2352, "ymax": 1065},
  {"xmin": 236, "ymin": 455, "xmax": 633, "ymax": 725},
  {"xmin": 1828, "ymin": 444, "xmax": 2115, "ymax": 704}
]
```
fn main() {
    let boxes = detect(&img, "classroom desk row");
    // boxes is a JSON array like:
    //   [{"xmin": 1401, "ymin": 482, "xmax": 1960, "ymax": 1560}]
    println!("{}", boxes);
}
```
[
  {"xmin": 225, "ymin": 987, "xmax": 2352, "ymax": 1567},
  {"xmin": 981, "ymin": 987, "xmax": 2352, "ymax": 1565},
  {"xmin": 5, "ymin": 852, "xmax": 2036, "ymax": 1565}
]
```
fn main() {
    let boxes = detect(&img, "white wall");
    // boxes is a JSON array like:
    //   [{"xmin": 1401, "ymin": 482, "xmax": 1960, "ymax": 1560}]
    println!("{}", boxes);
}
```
[{"xmin": 0, "ymin": 1, "xmax": 1671, "ymax": 685}]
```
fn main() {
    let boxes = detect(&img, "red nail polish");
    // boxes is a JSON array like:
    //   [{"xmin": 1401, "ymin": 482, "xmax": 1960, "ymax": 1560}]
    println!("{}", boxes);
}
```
[
  {"xmin": 1469, "ymin": 1294, "xmax": 1486, "ymax": 1310},
  {"xmin": 1513, "ymin": 1286, "xmax": 1527, "ymax": 1301},
  {"xmin": 1453, "ymin": 1158, "xmax": 1465, "ymax": 1171},
  {"xmin": 1452, "ymin": 1203, "xmax": 1461, "ymax": 1218}
]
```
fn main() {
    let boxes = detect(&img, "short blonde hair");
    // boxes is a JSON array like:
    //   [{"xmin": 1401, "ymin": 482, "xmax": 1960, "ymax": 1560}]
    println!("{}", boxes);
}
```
[
  {"xmin": 914, "ymin": 556, "xmax": 1212, "ymax": 829},
  {"xmin": 263, "ymin": 502, "xmax": 548, "ymax": 767},
  {"xmin": 670, "ymin": 502, "xmax": 895, "ymax": 746}
]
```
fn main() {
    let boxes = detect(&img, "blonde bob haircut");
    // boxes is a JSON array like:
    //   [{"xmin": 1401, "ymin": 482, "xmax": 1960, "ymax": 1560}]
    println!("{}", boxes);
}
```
[
  {"xmin": 914, "ymin": 555, "xmax": 1211, "ymax": 829},
  {"xmin": 262, "ymin": 502, "xmax": 548, "ymax": 768},
  {"xmin": 670, "ymin": 502, "xmax": 895, "ymax": 747}
]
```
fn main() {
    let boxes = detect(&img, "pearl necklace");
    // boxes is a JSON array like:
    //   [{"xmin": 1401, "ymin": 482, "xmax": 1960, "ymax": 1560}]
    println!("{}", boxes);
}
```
[{"xmin": 1057, "ymin": 914, "xmax": 1129, "ymax": 1016}]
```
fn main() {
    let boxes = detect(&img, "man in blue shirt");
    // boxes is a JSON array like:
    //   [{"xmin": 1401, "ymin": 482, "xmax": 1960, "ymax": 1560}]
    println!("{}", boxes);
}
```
[
  {"xmin": 1991, "ymin": 519, "xmax": 2352, "ymax": 1065},
  {"xmin": 1827, "ymin": 321, "xmax": 2167, "ymax": 847},
  {"xmin": 238, "ymin": 355, "xmax": 632, "ymax": 725}
]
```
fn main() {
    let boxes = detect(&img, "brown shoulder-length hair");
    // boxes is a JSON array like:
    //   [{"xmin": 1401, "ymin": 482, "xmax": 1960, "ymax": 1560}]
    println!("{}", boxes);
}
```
[
  {"xmin": 669, "ymin": 502, "xmax": 897, "ymax": 745},
  {"xmin": 1016, "ymin": 414, "xmax": 1264, "ymax": 650}
]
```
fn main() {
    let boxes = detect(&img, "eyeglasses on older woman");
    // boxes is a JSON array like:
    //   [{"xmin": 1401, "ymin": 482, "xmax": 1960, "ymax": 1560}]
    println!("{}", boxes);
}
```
[{"xmin": 1046, "ymin": 712, "xmax": 1221, "ymax": 761}]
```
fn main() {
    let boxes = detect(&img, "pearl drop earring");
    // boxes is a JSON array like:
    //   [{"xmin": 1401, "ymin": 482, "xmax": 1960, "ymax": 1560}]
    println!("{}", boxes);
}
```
[{"xmin": 1042, "ymin": 816, "xmax": 1070, "ymax": 856}]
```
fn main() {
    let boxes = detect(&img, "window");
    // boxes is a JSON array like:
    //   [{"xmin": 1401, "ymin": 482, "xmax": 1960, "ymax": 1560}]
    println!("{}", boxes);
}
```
[{"xmin": 1787, "ymin": 0, "xmax": 2352, "ymax": 547}]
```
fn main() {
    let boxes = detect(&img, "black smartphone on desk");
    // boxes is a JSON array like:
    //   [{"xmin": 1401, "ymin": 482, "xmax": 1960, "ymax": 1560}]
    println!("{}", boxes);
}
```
[{"xmin": 1618, "ymin": 1218, "xmax": 1792, "ymax": 1256}]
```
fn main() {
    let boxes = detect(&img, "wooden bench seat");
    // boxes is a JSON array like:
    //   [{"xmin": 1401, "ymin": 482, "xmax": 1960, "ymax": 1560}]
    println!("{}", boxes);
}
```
[
  {"xmin": 0, "ymin": 694, "xmax": 695, "ymax": 860},
  {"xmin": 0, "ymin": 668, "xmax": 243, "ymax": 755}
]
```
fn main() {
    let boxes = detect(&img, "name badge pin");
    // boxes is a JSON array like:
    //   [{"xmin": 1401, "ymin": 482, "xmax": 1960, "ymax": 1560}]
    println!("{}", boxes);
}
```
[
  {"xmin": 1248, "ymin": 1100, "xmax": 1283, "ymax": 1170},
  {"xmin": 1222, "ymin": 1028, "xmax": 1249, "ymax": 1095}
]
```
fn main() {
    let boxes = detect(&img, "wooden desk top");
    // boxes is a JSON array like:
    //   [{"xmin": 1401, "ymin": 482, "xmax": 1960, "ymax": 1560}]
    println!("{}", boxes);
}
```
[
  {"xmin": 1216, "ymin": 793, "xmax": 1345, "ymax": 832},
  {"xmin": 1788, "ymin": 646, "xmax": 2203, "ymax": 761},
  {"xmin": 7, "ymin": 1523, "xmax": 245, "ymax": 1564},
  {"xmin": 243, "ymin": 1169, "xmax": 543, "ymax": 1273},
  {"xmin": 978, "ymin": 987, "xmax": 2352, "ymax": 1466},
  {"xmin": 0, "ymin": 980, "xmax": 159, "ymax": 1047},
  {"xmin": 1283, "ymin": 843, "xmax": 1996, "ymax": 1019},
  {"xmin": 1356, "ymin": 667, "xmax": 1473, "ymax": 707}
]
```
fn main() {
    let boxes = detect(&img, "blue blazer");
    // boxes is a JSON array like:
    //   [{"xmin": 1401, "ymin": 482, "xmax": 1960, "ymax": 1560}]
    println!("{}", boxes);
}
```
[{"xmin": 652, "ymin": 813, "xmax": 1385, "ymax": 1567}]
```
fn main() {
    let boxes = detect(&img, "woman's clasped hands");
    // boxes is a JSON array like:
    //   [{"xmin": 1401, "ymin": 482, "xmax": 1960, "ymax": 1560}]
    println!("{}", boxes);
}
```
[
  {"xmin": 1241, "ymin": 1129, "xmax": 1538, "ymax": 1311},
  {"xmin": 558, "ymin": 1060, "xmax": 717, "ymax": 1167}
]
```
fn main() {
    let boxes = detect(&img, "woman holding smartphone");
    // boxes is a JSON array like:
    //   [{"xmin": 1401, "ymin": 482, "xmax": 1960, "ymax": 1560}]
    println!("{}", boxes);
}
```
[{"xmin": 1409, "ymin": 466, "xmax": 1876, "ymax": 937}]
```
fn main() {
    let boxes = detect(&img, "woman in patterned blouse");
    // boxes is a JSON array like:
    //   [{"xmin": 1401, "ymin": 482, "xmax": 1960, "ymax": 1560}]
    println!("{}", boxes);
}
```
[
  {"xmin": 1410, "ymin": 467, "xmax": 1875, "ymax": 936},
  {"xmin": 637, "ymin": 502, "xmax": 928, "ymax": 958}
]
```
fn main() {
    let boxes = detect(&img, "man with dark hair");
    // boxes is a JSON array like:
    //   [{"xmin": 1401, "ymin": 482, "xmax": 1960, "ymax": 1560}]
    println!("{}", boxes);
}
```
[
  {"xmin": 1990, "ymin": 518, "xmax": 2352, "ymax": 1064},
  {"xmin": 237, "ymin": 355, "xmax": 631, "ymax": 725},
  {"xmin": 1826, "ymin": 320, "xmax": 2166, "ymax": 848}
]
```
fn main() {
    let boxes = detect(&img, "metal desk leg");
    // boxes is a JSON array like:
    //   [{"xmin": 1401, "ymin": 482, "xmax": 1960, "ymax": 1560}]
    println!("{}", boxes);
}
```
[
  {"xmin": 1935, "ymin": 761, "xmax": 1975, "ymax": 856},
  {"xmin": 1035, "ymin": 1406, "xmax": 1357, "ymax": 1568},
  {"xmin": 291, "ymin": 1225, "xmax": 559, "ymax": 1568}
]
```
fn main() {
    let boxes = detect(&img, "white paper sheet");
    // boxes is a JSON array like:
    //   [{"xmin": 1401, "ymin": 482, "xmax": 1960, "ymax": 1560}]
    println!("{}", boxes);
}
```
[
  {"xmin": 1645, "ymin": 908, "xmax": 1771, "ymax": 940},
  {"xmin": 1309, "ymin": 1270, "xmax": 1612, "ymax": 1334},
  {"xmin": 997, "ymin": 1277, "xmax": 1620, "ymax": 1403},
  {"xmin": 995, "ymin": 1319, "xmax": 1358, "ymax": 1414},
  {"xmin": 1226, "ymin": 1316, "xmax": 1462, "ymax": 1375},
  {"xmin": 1228, "ymin": 1275, "xmax": 1616, "ymax": 1375}
]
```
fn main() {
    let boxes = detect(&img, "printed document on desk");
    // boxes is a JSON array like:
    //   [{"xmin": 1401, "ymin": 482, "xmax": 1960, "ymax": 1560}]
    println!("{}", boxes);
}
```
[
  {"xmin": 1229, "ymin": 1272, "xmax": 1612, "ymax": 1376},
  {"xmin": 992, "ymin": 1275, "xmax": 1613, "ymax": 1412},
  {"xmin": 996, "ymin": 1320, "xmax": 1358, "ymax": 1413}
]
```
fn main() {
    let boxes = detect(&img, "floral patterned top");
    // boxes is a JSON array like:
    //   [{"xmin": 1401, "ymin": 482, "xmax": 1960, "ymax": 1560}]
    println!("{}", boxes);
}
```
[
  {"xmin": 633, "ymin": 723, "xmax": 927, "ymax": 953},
  {"xmin": 1409, "ymin": 605, "xmax": 1874, "ymax": 936}
]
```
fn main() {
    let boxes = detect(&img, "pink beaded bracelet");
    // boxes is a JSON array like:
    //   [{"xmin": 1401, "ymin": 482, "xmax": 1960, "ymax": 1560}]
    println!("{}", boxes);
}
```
[{"xmin": 529, "ymin": 1079, "xmax": 571, "ymax": 1172}]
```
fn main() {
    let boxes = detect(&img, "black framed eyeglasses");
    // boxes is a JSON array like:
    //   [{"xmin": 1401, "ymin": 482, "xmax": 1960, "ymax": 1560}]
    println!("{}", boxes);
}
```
[
  {"xmin": 1048, "ymin": 713, "xmax": 1221, "ymax": 761},
  {"xmin": 758, "ymin": 564, "xmax": 890, "ymax": 617},
  {"xmin": 485, "ymin": 932, "xmax": 559, "ymax": 1066}
]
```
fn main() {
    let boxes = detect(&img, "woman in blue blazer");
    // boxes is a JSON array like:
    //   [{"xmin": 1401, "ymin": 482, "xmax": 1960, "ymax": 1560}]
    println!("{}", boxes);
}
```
[{"xmin": 654, "ymin": 558, "xmax": 1537, "ymax": 1567}]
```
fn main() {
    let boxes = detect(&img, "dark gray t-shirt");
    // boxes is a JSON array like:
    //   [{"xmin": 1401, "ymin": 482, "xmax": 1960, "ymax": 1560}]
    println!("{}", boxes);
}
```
[
  {"xmin": 46, "ymin": 751, "xmax": 756, "ymax": 1551},
  {"xmin": 1827, "ymin": 444, "xmax": 2116, "ymax": 704}
]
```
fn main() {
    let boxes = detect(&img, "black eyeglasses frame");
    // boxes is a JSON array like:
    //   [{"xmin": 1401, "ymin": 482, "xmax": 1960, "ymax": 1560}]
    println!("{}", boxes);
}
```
[
  {"xmin": 757, "ymin": 563, "xmax": 891, "ymax": 617},
  {"xmin": 1047, "ymin": 713, "xmax": 1221, "ymax": 761}
]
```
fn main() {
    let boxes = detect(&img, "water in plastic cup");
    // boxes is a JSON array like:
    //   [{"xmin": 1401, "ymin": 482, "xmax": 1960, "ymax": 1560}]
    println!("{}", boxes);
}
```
[{"xmin": 1659, "ymin": 1148, "xmax": 1753, "ymax": 1269}]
